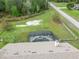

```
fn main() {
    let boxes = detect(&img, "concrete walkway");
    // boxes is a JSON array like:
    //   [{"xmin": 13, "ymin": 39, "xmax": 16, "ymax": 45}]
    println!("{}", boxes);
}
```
[{"xmin": 49, "ymin": 2, "xmax": 79, "ymax": 29}]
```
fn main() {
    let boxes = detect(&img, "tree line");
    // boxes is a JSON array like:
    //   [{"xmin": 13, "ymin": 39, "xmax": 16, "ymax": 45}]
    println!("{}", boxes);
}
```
[
  {"xmin": 0, "ymin": 0, "xmax": 49, "ymax": 16},
  {"xmin": 53, "ymin": 0, "xmax": 79, "ymax": 3}
]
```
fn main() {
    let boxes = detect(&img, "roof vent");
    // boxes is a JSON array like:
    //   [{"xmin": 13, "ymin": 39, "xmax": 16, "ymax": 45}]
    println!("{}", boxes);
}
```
[
  {"xmin": 14, "ymin": 52, "xmax": 19, "ymax": 55},
  {"xmin": 32, "ymin": 51, "xmax": 37, "ymax": 53},
  {"xmin": 49, "ymin": 50, "xmax": 53, "ymax": 52}
]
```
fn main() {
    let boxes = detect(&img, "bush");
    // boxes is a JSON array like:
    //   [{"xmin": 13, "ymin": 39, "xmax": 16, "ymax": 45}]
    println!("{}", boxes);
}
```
[
  {"xmin": 52, "ymin": 13, "xmax": 62, "ymax": 24},
  {"xmin": 67, "ymin": 2, "xmax": 74, "ymax": 10}
]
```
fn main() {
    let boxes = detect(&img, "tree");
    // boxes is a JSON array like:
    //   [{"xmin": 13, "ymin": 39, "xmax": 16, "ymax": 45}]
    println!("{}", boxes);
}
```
[
  {"xmin": 76, "ymin": 0, "xmax": 79, "ymax": 3},
  {"xmin": 10, "ymin": 5, "xmax": 20, "ymax": 16},
  {"xmin": 4, "ymin": 0, "xmax": 9, "ymax": 12},
  {"xmin": 0, "ymin": 0, "xmax": 49, "ymax": 16},
  {"xmin": 0, "ymin": 0, "xmax": 5, "ymax": 11}
]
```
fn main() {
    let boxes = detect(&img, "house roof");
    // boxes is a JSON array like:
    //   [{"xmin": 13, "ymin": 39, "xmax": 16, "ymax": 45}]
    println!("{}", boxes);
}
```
[{"xmin": 0, "ymin": 42, "xmax": 79, "ymax": 59}]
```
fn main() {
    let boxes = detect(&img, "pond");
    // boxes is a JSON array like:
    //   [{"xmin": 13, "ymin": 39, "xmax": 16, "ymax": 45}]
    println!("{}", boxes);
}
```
[
  {"xmin": 28, "ymin": 31, "xmax": 58, "ymax": 42},
  {"xmin": 16, "ymin": 19, "xmax": 43, "ymax": 27}
]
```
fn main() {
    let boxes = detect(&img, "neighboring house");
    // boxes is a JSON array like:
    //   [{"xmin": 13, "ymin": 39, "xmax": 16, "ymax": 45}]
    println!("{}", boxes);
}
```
[
  {"xmin": 0, "ymin": 42, "xmax": 79, "ymax": 59},
  {"xmin": 28, "ymin": 31, "xmax": 58, "ymax": 42}
]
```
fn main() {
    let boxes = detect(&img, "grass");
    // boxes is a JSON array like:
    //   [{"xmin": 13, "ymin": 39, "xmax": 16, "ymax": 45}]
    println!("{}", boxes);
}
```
[
  {"xmin": 52, "ymin": 2, "xmax": 79, "ymax": 49},
  {"xmin": 62, "ymin": 9, "xmax": 79, "ymax": 21},
  {"xmin": 68, "ymin": 40, "xmax": 79, "ymax": 49},
  {"xmin": 0, "ymin": 8, "xmax": 75, "ymax": 48},
  {"xmin": 54, "ymin": 2, "xmax": 68, "ymax": 7}
]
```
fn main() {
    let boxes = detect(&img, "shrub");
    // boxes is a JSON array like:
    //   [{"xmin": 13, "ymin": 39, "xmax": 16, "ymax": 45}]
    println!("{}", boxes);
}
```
[
  {"xmin": 67, "ymin": 2, "xmax": 74, "ymax": 10},
  {"xmin": 52, "ymin": 13, "xmax": 62, "ymax": 24}
]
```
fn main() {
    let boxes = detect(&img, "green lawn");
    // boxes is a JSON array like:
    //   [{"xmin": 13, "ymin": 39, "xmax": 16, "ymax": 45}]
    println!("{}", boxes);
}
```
[
  {"xmin": 0, "ymin": 8, "xmax": 76, "ymax": 48},
  {"xmin": 54, "ymin": 2, "xmax": 67, "ymax": 7},
  {"xmin": 68, "ymin": 40, "xmax": 79, "ymax": 49}
]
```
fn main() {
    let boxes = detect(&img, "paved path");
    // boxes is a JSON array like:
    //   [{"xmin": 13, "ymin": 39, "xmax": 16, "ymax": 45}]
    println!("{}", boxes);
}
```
[{"xmin": 49, "ymin": 2, "xmax": 79, "ymax": 29}]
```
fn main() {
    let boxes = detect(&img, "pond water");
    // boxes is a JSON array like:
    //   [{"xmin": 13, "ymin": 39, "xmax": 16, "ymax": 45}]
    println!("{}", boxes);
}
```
[
  {"xmin": 26, "ymin": 19, "xmax": 42, "ymax": 26},
  {"xmin": 16, "ymin": 19, "xmax": 43, "ymax": 27}
]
